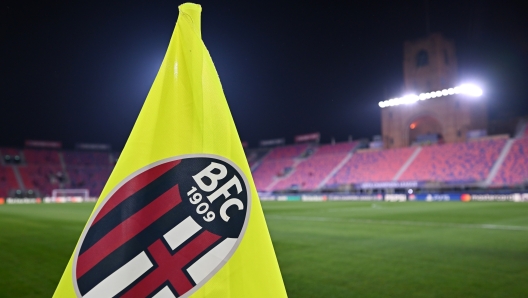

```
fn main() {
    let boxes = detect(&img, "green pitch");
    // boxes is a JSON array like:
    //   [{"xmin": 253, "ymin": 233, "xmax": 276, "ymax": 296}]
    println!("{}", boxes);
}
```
[{"xmin": 1, "ymin": 202, "xmax": 527, "ymax": 297}]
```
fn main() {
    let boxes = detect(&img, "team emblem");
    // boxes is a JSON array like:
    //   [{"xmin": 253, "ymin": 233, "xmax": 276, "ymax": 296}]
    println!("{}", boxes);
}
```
[{"xmin": 72, "ymin": 155, "xmax": 251, "ymax": 298}]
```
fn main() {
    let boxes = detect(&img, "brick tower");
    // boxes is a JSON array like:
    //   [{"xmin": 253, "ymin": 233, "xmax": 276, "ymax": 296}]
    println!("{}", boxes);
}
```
[{"xmin": 381, "ymin": 33, "xmax": 487, "ymax": 148}]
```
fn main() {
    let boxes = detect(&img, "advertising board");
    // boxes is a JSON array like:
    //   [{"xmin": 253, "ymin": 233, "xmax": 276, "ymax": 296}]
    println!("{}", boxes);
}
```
[
  {"xmin": 44, "ymin": 196, "xmax": 85, "ymax": 203},
  {"xmin": 294, "ymin": 132, "xmax": 320, "ymax": 143},
  {"xmin": 384, "ymin": 194, "xmax": 407, "ymax": 202},
  {"xmin": 358, "ymin": 181, "xmax": 418, "ymax": 189},
  {"xmin": 328, "ymin": 194, "xmax": 383, "ymax": 201},
  {"xmin": 259, "ymin": 138, "xmax": 285, "ymax": 147},
  {"xmin": 259, "ymin": 195, "xmax": 277, "ymax": 201},
  {"xmin": 467, "ymin": 193, "xmax": 526, "ymax": 202},
  {"xmin": 301, "ymin": 195, "xmax": 327, "ymax": 202},
  {"xmin": 409, "ymin": 193, "xmax": 461, "ymax": 201},
  {"xmin": 277, "ymin": 195, "xmax": 301, "ymax": 201},
  {"xmin": 25, "ymin": 140, "xmax": 62, "ymax": 149},
  {"xmin": 75, "ymin": 143, "xmax": 111, "ymax": 151},
  {"xmin": 5, "ymin": 198, "xmax": 42, "ymax": 204}
]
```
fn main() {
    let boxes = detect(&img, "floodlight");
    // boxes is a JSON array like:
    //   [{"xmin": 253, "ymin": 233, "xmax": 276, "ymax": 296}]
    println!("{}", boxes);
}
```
[
  {"xmin": 459, "ymin": 84, "xmax": 483, "ymax": 97},
  {"xmin": 378, "ymin": 83, "xmax": 483, "ymax": 108}
]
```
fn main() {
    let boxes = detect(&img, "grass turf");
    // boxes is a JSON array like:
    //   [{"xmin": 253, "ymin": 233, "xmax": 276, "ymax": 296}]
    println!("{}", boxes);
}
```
[{"xmin": 0, "ymin": 201, "xmax": 527, "ymax": 297}]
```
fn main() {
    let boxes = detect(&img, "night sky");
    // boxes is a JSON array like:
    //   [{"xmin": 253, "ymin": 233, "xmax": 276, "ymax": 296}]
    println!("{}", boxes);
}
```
[{"xmin": 1, "ymin": 1, "xmax": 527, "ymax": 150}]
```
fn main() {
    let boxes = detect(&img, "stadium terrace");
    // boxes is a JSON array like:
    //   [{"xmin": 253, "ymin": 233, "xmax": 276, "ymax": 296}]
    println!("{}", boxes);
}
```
[{"xmin": 2, "ymin": 123, "xmax": 528, "ymax": 201}]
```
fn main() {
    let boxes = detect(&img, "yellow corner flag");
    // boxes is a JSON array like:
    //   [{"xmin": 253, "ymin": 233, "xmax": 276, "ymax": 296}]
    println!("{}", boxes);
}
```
[{"xmin": 53, "ymin": 3, "xmax": 287, "ymax": 297}]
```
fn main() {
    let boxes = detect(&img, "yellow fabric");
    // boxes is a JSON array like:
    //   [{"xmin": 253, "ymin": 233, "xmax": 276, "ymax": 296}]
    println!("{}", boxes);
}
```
[{"xmin": 53, "ymin": 3, "xmax": 287, "ymax": 297}]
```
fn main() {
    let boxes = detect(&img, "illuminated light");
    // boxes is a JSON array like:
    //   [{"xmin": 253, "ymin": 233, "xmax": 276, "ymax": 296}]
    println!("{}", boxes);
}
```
[
  {"xmin": 402, "ymin": 94, "xmax": 418, "ymax": 104},
  {"xmin": 378, "ymin": 84, "xmax": 483, "ymax": 108},
  {"xmin": 410, "ymin": 123, "xmax": 416, "ymax": 129},
  {"xmin": 459, "ymin": 84, "xmax": 483, "ymax": 97}
]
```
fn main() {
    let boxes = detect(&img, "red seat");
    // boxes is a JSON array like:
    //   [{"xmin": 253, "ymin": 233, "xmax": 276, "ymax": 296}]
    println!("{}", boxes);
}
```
[
  {"xmin": 400, "ymin": 138, "xmax": 506, "ymax": 183},
  {"xmin": 492, "ymin": 137, "xmax": 528, "ymax": 186},
  {"xmin": 329, "ymin": 147, "xmax": 415, "ymax": 185},
  {"xmin": 252, "ymin": 144, "xmax": 309, "ymax": 191},
  {"xmin": 273, "ymin": 142, "xmax": 358, "ymax": 191}
]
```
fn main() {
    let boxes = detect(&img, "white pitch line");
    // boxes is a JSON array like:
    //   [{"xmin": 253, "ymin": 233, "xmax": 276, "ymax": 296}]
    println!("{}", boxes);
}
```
[
  {"xmin": 326, "ymin": 207, "xmax": 374, "ymax": 212},
  {"xmin": 266, "ymin": 215, "xmax": 528, "ymax": 231}
]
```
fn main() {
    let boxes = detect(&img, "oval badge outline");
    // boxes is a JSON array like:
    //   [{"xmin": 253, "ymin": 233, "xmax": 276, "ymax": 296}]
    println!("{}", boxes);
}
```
[{"xmin": 72, "ymin": 154, "xmax": 252, "ymax": 298}]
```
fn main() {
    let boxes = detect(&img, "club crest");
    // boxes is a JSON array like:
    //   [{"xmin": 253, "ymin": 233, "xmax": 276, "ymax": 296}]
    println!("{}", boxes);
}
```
[{"xmin": 72, "ymin": 154, "xmax": 251, "ymax": 298}]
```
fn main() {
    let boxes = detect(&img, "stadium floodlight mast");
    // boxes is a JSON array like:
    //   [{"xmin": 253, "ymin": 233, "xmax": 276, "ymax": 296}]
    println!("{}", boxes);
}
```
[{"xmin": 378, "ymin": 84, "xmax": 483, "ymax": 108}]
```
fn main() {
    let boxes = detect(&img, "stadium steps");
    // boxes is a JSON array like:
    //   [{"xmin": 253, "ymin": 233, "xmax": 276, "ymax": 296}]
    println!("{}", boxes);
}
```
[
  {"xmin": 58, "ymin": 152, "xmax": 71, "ymax": 187},
  {"xmin": 11, "ymin": 165, "xmax": 25, "ymax": 190},
  {"xmin": 107, "ymin": 152, "xmax": 113, "ymax": 165},
  {"xmin": 20, "ymin": 150, "xmax": 27, "ymax": 165},
  {"xmin": 318, "ymin": 151, "xmax": 354, "ymax": 189},
  {"xmin": 265, "ymin": 158, "xmax": 304, "ymax": 191},
  {"xmin": 263, "ymin": 145, "xmax": 314, "ymax": 191},
  {"xmin": 393, "ymin": 146, "xmax": 421, "ymax": 181},
  {"xmin": 483, "ymin": 138, "xmax": 515, "ymax": 186},
  {"xmin": 515, "ymin": 119, "xmax": 527, "ymax": 138},
  {"xmin": 250, "ymin": 149, "xmax": 273, "ymax": 172}
]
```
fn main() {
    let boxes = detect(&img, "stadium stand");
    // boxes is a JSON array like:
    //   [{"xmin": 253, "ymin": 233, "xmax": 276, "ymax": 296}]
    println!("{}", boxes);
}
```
[
  {"xmin": 1, "ymin": 147, "xmax": 21, "ymax": 158},
  {"xmin": 63, "ymin": 150, "xmax": 110, "ymax": 166},
  {"xmin": 272, "ymin": 142, "xmax": 358, "ymax": 191},
  {"xmin": 328, "ymin": 146, "xmax": 415, "ymax": 185},
  {"xmin": 15, "ymin": 149, "xmax": 63, "ymax": 196},
  {"xmin": 23, "ymin": 149, "xmax": 61, "ymax": 164},
  {"xmin": 1, "ymin": 147, "xmax": 22, "ymax": 165},
  {"xmin": 18, "ymin": 165, "xmax": 64, "ymax": 196},
  {"xmin": 245, "ymin": 147, "xmax": 271, "ymax": 168},
  {"xmin": 0, "ymin": 149, "xmax": 114, "ymax": 197},
  {"xmin": 63, "ymin": 150, "xmax": 112, "ymax": 196},
  {"xmin": 1, "ymin": 133, "xmax": 527, "ymax": 197},
  {"xmin": 67, "ymin": 166, "xmax": 112, "ymax": 196},
  {"xmin": 252, "ymin": 144, "xmax": 309, "ymax": 191},
  {"xmin": 0, "ymin": 166, "xmax": 18, "ymax": 197},
  {"xmin": 492, "ymin": 137, "xmax": 528, "ymax": 186},
  {"xmin": 399, "ymin": 138, "xmax": 506, "ymax": 183},
  {"xmin": 111, "ymin": 152, "xmax": 120, "ymax": 165}
]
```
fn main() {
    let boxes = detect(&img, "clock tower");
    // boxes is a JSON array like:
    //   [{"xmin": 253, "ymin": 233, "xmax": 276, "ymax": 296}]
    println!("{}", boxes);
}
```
[{"xmin": 381, "ymin": 33, "xmax": 487, "ymax": 148}]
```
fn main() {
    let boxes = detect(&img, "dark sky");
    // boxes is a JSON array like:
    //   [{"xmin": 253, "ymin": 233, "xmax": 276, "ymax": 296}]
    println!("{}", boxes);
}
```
[{"xmin": 1, "ymin": 0, "xmax": 528, "ymax": 150}]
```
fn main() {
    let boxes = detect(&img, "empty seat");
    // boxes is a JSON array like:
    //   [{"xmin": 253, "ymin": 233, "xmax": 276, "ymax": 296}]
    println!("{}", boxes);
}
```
[
  {"xmin": 400, "ymin": 138, "xmax": 506, "ymax": 183},
  {"xmin": 492, "ymin": 137, "xmax": 528, "ymax": 186},
  {"xmin": 329, "ymin": 147, "xmax": 415, "ymax": 185},
  {"xmin": 273, "ymin": 142, "xmax": 358, "ymax": 191}
]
